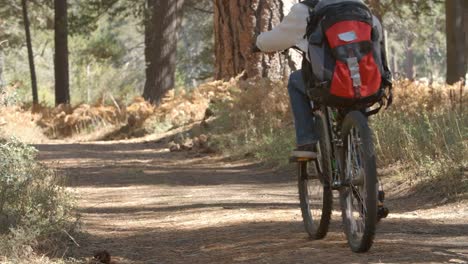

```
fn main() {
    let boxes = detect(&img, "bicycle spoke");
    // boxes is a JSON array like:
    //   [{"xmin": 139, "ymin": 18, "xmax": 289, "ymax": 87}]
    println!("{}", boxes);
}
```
[
  {"xmin": 340, "ymin": 111, "xmax": 378, "ymax": 252},
  {"xmin": 345, "ymin": 126, "xmax": 368, "ymax": 237}
]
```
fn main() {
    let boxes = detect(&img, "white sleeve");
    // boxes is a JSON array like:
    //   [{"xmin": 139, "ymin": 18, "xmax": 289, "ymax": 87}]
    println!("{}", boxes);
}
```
[{"xmin": 256, "ymin": 3, "xmax": 309, "ymax": 52}]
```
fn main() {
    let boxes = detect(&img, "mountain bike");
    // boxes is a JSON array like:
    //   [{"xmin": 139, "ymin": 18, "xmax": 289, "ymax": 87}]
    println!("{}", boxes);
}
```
[{"xmin": 293, "ymin": 104, "xmax": 388, "ymax": 253}]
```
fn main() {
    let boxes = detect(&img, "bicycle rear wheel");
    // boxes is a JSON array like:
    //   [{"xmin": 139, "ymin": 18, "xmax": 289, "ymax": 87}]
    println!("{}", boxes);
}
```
[
  {"xmin": 339, "ymin": 111, "xmax": 378, "ymax": 253},
  {"xmin": 298, "ymin": 111, "xmax": 333, "ymax": 239}
]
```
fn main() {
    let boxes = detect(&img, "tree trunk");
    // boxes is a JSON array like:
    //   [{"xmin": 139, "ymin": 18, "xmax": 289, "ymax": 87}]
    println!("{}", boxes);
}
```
[
  {"xmin": 21, "ymin": 0, "xmax": 38, "ymax": 104},
  {"xmin": 54, "ymin": 0, "xmax": 70, "ymax": 105},
  {"xmin": 390, "ymin": 46, "xmax": 398, "ymax": 75},
  {"xmin": 404, "ymin": 38, "xmax": 415, "ymax": 80},
  {"xmin": 446, "ymin": 0, "xmax": 467, "ymax": 85},
  {"xmin": 464, "ymin": 1, "xmax": 468, "ymax": 84},
  {"xmin": 143, "ymin": 0, "xmax": 184, "ymax": 104},
  {"xmin": 214, "ymin": 0, "xmax": 300, "ymax": 81},
  {"xmin": 0, "ymin": 50, "xmax": 4, "ymax": 89}
]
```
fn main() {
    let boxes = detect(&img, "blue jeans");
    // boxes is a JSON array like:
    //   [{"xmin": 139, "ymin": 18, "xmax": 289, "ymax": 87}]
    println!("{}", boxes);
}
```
[{"xmin": 287, "ymin": 70, "xmax": 319, "ymax": 146}]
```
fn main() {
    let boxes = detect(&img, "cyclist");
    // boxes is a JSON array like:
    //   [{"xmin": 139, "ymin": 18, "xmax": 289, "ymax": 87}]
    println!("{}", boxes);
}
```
[{"xmin": 254, "ymin": 0, "xmax": 383, "ymax": 159}]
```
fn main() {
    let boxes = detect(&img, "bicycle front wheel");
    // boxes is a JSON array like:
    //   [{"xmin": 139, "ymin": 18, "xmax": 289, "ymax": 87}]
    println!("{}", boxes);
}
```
[{"xmin": 339, "ymin": 111, "xmax": 378, "ymax": 253}]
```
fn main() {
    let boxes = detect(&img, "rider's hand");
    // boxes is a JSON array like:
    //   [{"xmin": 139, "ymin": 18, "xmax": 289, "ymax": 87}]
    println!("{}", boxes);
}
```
[
  {"xmin": 252, "ymin": 44, "xmax": 276, "ymax": 55},
  {"xmin": 252, "ymin": 44, "xmax": 261, "ymax": 53}
]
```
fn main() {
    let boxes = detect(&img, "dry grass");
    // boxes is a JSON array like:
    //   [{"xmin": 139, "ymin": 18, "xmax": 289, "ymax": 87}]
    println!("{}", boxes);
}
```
[
  {"xmin": 153, "ymin": 78, "xmax": 236, "ymax": 127},
  {"xmin": 206, "ymin": 78, "xmax": 467, "ymax": 195},
  {"xmin": 372, "ymin": 80, "xmax": 467, "ymax": 197},
  {"xmin": 1, "ymin": 79, "xmax": 238, "ymax": 141},
  {"xmin": 0, "ymin": 106, "xmax": 48, "ymax": 144},
  {"xmin": 205, "ymin": 77, "xmax": 294, "ymax": 163}
]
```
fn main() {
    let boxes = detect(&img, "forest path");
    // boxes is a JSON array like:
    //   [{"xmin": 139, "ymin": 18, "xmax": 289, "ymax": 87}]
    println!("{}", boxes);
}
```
[{"xmin": 36, "ymin": 141, "xmax": 468, "ymax": 264}]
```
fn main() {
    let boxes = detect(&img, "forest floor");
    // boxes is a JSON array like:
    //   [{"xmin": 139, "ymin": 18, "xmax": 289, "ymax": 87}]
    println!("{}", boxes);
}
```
[{"xmin": 36, "ymin": 136, "xmax": 468, "ymax": 264}]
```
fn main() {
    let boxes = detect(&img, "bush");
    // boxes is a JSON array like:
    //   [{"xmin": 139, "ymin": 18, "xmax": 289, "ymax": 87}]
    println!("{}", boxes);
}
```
[
  {"xmin": 208, "ymin": 78, "xmax": 294, "ymax": 165},
  {"xmin": 0, "ymin": 138, "xmax": 76, "ymax": 260}
]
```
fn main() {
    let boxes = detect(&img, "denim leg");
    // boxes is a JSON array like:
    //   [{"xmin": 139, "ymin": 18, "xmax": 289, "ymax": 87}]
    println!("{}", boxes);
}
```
[{"xmin": 287, "ymin": 70, "xmax": 319, "ymax": 146}]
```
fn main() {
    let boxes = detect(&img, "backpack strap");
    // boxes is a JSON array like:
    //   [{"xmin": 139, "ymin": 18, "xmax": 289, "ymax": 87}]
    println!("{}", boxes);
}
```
[
  {"xmin": 303, "ymin": 0, "xmax": 321, "ymax": 40},
  {"xmin": 300, "ymin": 0, "xmax": 319, "ymax": 9}
]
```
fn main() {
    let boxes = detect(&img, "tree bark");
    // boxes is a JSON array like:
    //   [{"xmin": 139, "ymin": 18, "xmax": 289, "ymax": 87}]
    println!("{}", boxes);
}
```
[
  {"xmin": 54, "ymin": 0, "xmax": 70, "ymax": 105},
  {"xmin": 0, "ymin": 49, "xmax": 4, "ymax": 89},
  {"xmin": 464, "ymin": 1, "xmax": 468, "ymax": 84},
  {"xmin": 404, "ymin": 37, "xmax": 415, "ymax": 80},
  {"xmin": 214, "ymin": 0, "xmax": 300, "ymax": 81},
  {"xmin": 21, "ymin": 0, "xmax": 38, "ymax": 104},
  {"xmin": 446, "ymin": 0, "xmax": 467, "ymax": 85},
  {"xmin": 143, "ymin": 0, "xmax": 184, "ymax": 104}
]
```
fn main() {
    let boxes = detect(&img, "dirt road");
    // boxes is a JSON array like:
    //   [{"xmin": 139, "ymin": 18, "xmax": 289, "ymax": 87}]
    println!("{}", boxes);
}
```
[{"xmin": 36, "ymin": 141, "xmax": 468, "ymax": 264}]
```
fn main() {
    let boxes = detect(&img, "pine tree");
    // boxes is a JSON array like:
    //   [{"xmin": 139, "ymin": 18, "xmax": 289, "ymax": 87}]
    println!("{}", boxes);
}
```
[
  {"xmin": 54, "ymin": 0, "xmax": 70, "ymax": 105},
  {"xmin": 446, "ymin": 0, "xmax": 467, "ymax": 84},
  {"xmin": 213, "ymin": 0, "xmax": 301, "ymax": 80},
  {"xmin": 142, "ymin": 0, "xmax": 185, "ymax": 104},
  {"xmin": 21, "ymin": 0, "xmax": 38, "ymax": 104}
]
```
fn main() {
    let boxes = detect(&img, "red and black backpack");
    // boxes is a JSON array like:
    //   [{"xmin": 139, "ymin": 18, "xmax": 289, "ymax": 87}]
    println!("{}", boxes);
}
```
[{"xmin": 300, "ymin": 0, "xmax": 392, "ymax": 109}]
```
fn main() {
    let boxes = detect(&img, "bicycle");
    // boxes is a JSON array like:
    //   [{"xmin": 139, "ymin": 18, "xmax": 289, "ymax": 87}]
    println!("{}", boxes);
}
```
[
  {"xmin": 293, "ymin": 104, "xmax": 389, "ymax": 253},
  {"xmin": 252, "ymin": 43, "xmax": 389, "ymax": 252}
]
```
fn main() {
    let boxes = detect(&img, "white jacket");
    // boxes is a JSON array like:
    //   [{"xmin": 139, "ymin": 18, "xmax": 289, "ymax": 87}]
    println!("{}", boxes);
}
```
[{"xmin": 256, "ymin": 1, "xmax": 383, "ymax": 53}]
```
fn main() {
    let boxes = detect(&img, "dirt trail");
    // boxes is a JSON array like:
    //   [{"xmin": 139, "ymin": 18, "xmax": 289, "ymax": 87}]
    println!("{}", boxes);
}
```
[{"xmin": 36, "ymin": 140, "xmax": 468, "ymax": 264}]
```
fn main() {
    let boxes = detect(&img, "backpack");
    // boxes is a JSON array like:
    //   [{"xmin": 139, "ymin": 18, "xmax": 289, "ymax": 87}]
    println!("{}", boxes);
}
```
[{"xmin": 300, "ymin": 0, "xmax": 392, "ymax": 110}]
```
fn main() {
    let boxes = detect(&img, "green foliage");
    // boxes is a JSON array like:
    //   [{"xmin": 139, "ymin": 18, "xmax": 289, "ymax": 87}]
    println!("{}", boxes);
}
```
[
  {"xmin": 0, "ymin": 138, "xmax": 76, "ymax": 259},
  {"xmin": 365, "ymin": 0, "xmax": 444, "ymax": 18},
  {"xmin": 80, "ymin": 20, "xmax": 126, "ymax": 63},
  {"xmin": 0, "ymin": 86, "xmax": 19, "ymax": 106},
  {"xmin": 384, "ymin": 1, "xmax": 446, "ymax": 80},
  {"xmin": 177, "ymin": 0, "xmax": 214, "ymax": 87}
]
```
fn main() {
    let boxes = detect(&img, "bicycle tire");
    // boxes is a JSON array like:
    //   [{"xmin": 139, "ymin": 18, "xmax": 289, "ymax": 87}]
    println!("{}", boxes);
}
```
[
  {"xmin": 298, "ymin": 111, "xmax": 333, "ymax": 239},
  {"xmin": 339, "ymin": 111, "xmax": 378, "ymax": 253}
]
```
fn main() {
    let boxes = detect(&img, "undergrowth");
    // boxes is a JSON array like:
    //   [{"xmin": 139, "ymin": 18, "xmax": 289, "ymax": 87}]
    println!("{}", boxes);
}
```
[
  {"xmin": 207, "ymin": 78, "xmax": 294, "ymax": 164},
  {"xmin": 372, "ymin": 81, "xmax": 467, "ymax": 197},
  {"xmin": 0, "ymin": 138, "xmax": 77, "ymax": 263}
]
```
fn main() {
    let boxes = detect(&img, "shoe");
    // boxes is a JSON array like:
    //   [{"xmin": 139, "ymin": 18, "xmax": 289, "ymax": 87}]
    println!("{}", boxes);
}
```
[
  {"xmin": 377, "ymin": 190, "xmax": 389, "ymax": 221},
  {"xmin": 291, "ymin": 143, "xmax": 318, "ymax": 159}
]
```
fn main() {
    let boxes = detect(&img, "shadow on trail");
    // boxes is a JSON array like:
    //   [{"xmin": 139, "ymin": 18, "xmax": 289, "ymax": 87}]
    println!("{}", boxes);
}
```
[
  {"xmin": 62, "ymin": 165, "xmax": 291, "ymax": 187},
  {"xmin": 70, "ymin": 218, "xmax": 468, "ymax": 264},
  {"xmin": 79, "ymin": 202, "xmax": 300, "ymax": 214},
  {"xmin": 35, "ymin": 142, "xmax": 179, "ymax": 162},
  {"xmin": 35, "ymin": 142, "xmax": 293, "ymax": 187}
]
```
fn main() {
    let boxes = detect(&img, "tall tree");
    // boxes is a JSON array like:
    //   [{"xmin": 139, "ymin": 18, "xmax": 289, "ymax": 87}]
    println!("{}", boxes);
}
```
[
  {"xmin": 464, "ymin": 1, "xmax": 468, "ymax": 83},
  {"xmin": 214, "ymin": 0, "xmax": 300, "ymax": 81},
  {"xmin": 446, "ymin": 0, "xmax": 466, "ymax": 84},
  {"xmin": 54, "ymin": 0, "xmax": 70, "ymax": 105},
  {"xmin": 21, "ymin": 0, "xmax": 38, "ymax": 104},
  {"xmin": 0, "ymin": 45, "xmax": 4, "ymax": 89},
  {"xmin": 143, "ymin": 0, "xmax": 184, "ymax": 104}
]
